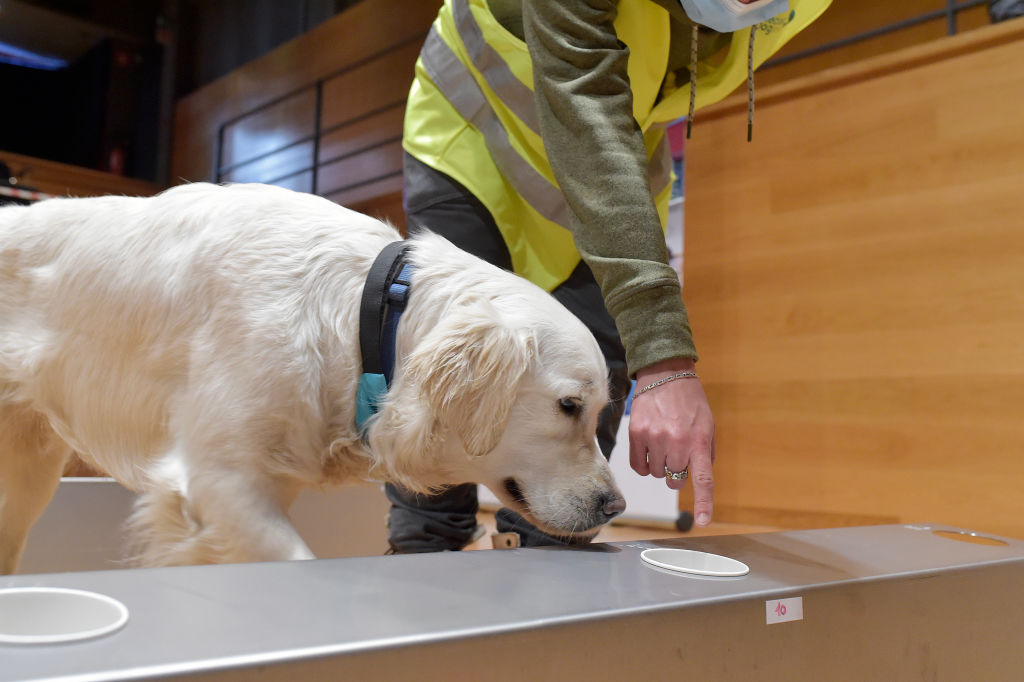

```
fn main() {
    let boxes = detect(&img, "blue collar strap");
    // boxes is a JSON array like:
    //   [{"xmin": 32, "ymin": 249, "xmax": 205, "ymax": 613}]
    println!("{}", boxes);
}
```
[{"xmin": 357, "ymin": 241, "xmax": 413, "ymax": 432}]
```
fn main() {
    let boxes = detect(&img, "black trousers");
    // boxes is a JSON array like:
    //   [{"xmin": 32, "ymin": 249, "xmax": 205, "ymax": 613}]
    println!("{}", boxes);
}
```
[{"xmin": 385, "ymin": 153, "xmax": 630, "ymax": 552}]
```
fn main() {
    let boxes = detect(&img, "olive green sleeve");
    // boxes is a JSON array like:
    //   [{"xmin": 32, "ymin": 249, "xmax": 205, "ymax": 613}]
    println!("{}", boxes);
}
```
[{"xmin": 521, "ymin": 0, "xmax": 697, "ymax": 376}]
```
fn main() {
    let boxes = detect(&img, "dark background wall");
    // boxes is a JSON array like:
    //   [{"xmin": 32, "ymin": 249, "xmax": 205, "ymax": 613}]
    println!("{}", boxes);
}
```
[
  {"xmin": 0, "ymin": 0, "xmax": 360, "ymax": 183},
  {"xmin": 174, "ymin": 0, "xmax": 359, "ymax": 97}
]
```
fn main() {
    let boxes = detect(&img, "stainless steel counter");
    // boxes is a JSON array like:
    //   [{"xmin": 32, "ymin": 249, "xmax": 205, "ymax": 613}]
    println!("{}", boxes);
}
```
[
  {"xmin": 18, "ymin": 479, "xmax": 390, "ymax": 574},
  {"xmin": 3, "ymin": 524, "xmax": 1022, "ymax": 681}
]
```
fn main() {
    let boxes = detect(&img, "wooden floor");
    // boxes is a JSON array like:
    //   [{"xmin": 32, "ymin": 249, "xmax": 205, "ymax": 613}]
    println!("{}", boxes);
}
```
[{"xmin": 464, "ymin": 509, "xmax": 779, "ymax": 551}]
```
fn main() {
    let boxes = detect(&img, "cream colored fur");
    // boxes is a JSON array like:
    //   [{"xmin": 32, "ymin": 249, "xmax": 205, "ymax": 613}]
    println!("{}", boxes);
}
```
[{"xmin": 0, "ymin": 183, "xmax": 623, "ymax": 572}]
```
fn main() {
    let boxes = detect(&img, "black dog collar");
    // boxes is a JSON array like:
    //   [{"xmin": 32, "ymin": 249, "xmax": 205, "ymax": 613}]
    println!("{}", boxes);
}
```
[{"xmin": 356, "ymin": 241, "xmax": 413, "ymax": 430}]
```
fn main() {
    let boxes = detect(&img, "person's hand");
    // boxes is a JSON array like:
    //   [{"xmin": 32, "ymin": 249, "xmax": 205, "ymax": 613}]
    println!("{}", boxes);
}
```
[{"xmin": 628, "ymin": 358, "xmax": 716, "ymax": 526}]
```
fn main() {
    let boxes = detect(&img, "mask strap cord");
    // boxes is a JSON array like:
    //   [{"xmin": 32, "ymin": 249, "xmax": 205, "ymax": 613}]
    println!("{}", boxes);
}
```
[
  {"xmin": 686, "ymin": 23, "xmax": 758, "ymax": 141},
  {"xmin": 747, "ymin": 26, "xmax": 756, "ymax": 142},
  {"xmin": 686, "ymin": 22, "xmax": 699, "ymax": 139}
]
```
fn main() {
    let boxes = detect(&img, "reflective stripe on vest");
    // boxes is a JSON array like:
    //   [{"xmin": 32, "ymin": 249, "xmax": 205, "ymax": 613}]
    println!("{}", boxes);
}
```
[
  {"xmin": 451, "ymin": 0, "xmax": 540, "ymax": 137},
  {"xmin": 420, "ymin": 26, "xmax": 573, "ymax": 229}
]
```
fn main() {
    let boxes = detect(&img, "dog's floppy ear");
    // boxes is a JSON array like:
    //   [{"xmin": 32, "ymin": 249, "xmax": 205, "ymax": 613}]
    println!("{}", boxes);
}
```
[{"xmin": 403, "ymin": 300, "xmax": 535, "ymax": 458}]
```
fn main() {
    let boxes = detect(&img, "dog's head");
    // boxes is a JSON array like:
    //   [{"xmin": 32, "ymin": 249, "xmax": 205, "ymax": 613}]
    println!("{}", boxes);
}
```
[{"xmin": 368, "ymin": 238, "xmax": 625, "ymax": 539}]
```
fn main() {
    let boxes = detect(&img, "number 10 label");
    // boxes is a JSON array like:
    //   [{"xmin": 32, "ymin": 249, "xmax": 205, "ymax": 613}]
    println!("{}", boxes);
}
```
[{"xmin": 766, "ymin": 596, "xmax": 803, "ymax": 624}]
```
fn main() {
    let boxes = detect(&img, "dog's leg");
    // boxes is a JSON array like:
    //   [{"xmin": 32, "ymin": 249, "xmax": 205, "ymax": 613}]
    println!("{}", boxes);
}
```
[
  {"xmin": 189, "ymin": 472, "xmax": 316, "ymax": 564},
  {"xmin": 0, "ymin": 406, "xmax": 71, "ymax": 574},
  {"xmin": 131, "ymin": 466, "xmax": 314, "ymax": 567}
]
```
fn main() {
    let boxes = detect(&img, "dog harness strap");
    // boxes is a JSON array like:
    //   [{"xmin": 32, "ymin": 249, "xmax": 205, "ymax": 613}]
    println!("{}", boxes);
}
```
[
  {"xmin": 380, "ymin": 262, "xmax": 413, "ymax": 385},
  {"xmin": 357, "ymin": 241, "xmax": 413, "ymax": 432}
]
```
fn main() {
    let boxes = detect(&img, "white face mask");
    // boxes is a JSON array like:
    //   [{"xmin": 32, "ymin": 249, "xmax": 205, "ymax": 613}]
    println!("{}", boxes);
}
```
[{"xmin": 677, "ymin": 0, "xmax": 789, "ymax": 32}]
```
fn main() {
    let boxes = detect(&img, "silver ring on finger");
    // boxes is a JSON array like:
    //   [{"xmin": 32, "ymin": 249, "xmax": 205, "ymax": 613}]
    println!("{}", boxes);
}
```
[{"xmin": 664, "ymin": 465, "xmax": 689, "ymax": 481}]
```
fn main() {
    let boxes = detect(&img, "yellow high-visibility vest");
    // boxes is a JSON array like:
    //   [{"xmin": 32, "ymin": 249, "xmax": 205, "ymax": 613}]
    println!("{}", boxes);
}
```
[{"xmin": 404, "ymin": 0, "xmax": 830, "ymax": 291}]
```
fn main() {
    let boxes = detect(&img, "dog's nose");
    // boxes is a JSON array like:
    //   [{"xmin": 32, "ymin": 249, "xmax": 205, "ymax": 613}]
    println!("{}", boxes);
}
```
[{"xmin": 601, "ymin": 494, "xmax": 626, "ymax": 520}]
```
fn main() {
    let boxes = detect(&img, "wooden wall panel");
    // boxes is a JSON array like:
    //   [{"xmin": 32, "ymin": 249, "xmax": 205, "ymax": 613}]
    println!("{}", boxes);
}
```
[
  {"xmin": 319, "ymin": 106, "xmax": 406, "ymax": 164},
  {"xmin": 270, "ymin": 171, "xmax": 314, "ymax": 195},
  {"xmin": 320, "ymin": 40, "xmax": 423, "ymax": 130},
  {"xmin": 759, "ymin": 0, "xmax": 994, "ymax": 87},
  {"xmin": 1, "ymin": 150, "xmax": 161, "ymax": 198},
  {"xmin": 957, "ymin": 4, "xmax": 994, "ymax": 32},
  {"xmin": 220, "ymin": 90, "xmax": 317, "ymax": 170},
  {"xmin": 171, "ymin": 0, "xmax": 440, "ymax": 206},
  {"xmin": 221, "ymin": 141, "xmax": 315, "ymax": 184},
  {"xmin": 328, "ymin": 176, "xmax": 405, "ymax": 219},
  {"xmin": 681, "ymin": 21, "xmax": 1024, "ymax": 539},
  {"xmin": 317, "ymin": 140, "xmax": 403, "ymax": 198}
]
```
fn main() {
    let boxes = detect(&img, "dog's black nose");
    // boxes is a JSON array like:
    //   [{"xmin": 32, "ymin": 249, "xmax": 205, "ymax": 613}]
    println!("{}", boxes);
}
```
[{"xmin": 601, "ymin": 494, "xmax": 626, "ymax": 520}]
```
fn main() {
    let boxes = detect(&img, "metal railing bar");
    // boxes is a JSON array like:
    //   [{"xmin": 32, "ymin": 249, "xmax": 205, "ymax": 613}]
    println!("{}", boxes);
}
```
[
  {"xmin": 214, "ymin": 122, "xmax": 226, "ymax": 183},
  {"xmin": 312, "ymin": 81, "xmax": 324, "ymax": 194},
  {"xmin": 763, "ymin": 0, "xmax": 988, "ymax": 69}
]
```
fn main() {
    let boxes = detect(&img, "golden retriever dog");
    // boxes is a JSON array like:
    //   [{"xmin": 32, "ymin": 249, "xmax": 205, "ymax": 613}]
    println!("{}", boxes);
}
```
[{"xmin": 0, "ymin": 183, "xmax": 625, "ymax": 573}]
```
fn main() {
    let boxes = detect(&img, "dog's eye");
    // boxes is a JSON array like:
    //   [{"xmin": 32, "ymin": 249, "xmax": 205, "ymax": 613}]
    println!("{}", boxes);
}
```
[{"xmin": 558, "ymin": 397, "xmax": 582, "ymax": 417}]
